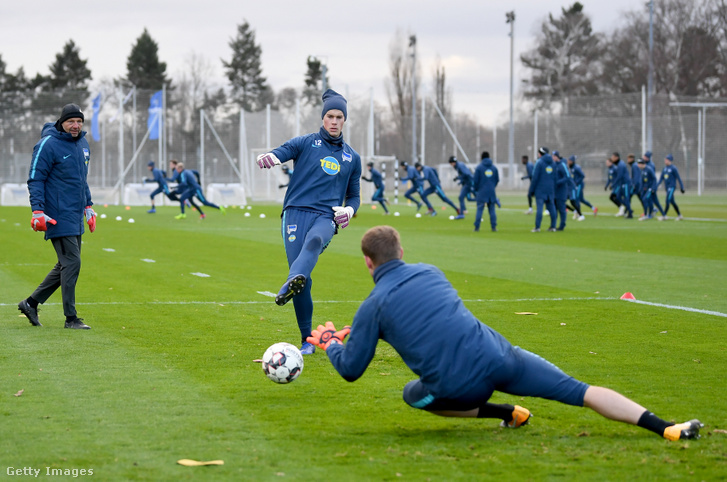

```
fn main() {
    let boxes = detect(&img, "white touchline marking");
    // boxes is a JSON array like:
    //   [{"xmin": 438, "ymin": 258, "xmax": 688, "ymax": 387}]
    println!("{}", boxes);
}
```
[
  {"xmin": 2, "ymin": 297, "xmax": 725, "ymax": 317},
  {"xmin": 190, "ymin": 272, "xmax": 210, "ymax": 278},
  {"xmin": 141, "ymin": 259, "xmax": 156, "ymax": 263},
  {"xmin": 257, "ymin": 291, "xmax": 277, "ymax": 297},
  {"xmin": 622, "ymin": 299, "xmax": 727, "ymax": 318},
  {"xmin": 102, "ymin": 248, "xmax": 116, "ymax": 252}
]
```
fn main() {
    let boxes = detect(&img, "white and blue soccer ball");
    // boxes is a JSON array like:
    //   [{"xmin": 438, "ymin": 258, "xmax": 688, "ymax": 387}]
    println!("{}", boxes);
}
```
[{"xmin": 262, "ymin": 342, "xmax": 304, "ymax": 384}]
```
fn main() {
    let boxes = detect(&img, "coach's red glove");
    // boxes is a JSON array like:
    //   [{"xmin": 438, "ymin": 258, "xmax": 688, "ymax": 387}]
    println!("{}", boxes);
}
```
[
  {"xmin": 31, "ymin": 211, "xmax": 56, "ymax": 232},
  {"xmin": 85, "ymin": 206, "xmax": 97, "ymax": 233},
  {"xmin": 306, "ymin": 321, "xmax": 351, "ymax": 351}
]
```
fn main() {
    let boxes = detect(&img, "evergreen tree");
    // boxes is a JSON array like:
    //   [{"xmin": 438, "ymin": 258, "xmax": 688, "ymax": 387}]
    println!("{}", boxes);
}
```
[
  {"xmin": 222, "ymin": 20, "xmax": 272, "ymax": 112},
  {"xmin": 126, "ymin": 28, "xmax": 170, "ymax": 90},
  {"xmin": 0, "ymin": 54, "xmax": 29, "ymax": 92},
  {"xmin": 302, "ymin": 56, "xmax": 327, "ymax": 106},
  {"xmin": 48, "ymin": 40, "xmax": 92, "ymax": 94},
  {"xmin": 520, "ymin": 2, "xmax": 601, "ymax": 109}
]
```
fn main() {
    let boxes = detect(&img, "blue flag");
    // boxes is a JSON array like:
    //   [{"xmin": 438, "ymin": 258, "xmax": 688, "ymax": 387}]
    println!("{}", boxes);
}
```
[
  {"xmin": 148, "ymin": 90, "xmax": 163, "ymax": 140},
  {"xmin": 91, "ymin": 93, "xmax": 101, "ymax": 142}
]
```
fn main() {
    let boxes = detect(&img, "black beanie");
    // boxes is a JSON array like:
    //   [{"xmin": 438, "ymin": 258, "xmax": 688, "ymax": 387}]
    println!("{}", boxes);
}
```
[{"xmin": 59, "ymin": 103, "xmax": 84, "ymax": 123}]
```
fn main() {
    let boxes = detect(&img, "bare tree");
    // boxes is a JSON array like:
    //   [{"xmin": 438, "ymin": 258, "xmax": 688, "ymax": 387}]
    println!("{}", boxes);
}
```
[{"xmin": 384, "ymin": 29, "xmax": 420, "ymax": 161}]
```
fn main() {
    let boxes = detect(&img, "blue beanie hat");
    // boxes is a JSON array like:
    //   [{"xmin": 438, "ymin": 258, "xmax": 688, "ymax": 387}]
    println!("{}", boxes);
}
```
[
  {"xmin": 666, "ymin": 154, "xmax": 674, "ymax": 161},
  {"xmin": 568, "ymin": 155, "xmax": 576, "ymax": 162},
  {"xmin": 644, "ymin": 151, "xmax": 652, "ymax": 159},
  {"xmin": 552, "ymin": 150, "xmax": 560, "ymax": 158},
  {"xmin": 147, "ymin": 161, "xmax": 155, "ymax": 167},
  {"xmin": 321, "ymin": 89, "xmax": 347, "ymax": 120}
]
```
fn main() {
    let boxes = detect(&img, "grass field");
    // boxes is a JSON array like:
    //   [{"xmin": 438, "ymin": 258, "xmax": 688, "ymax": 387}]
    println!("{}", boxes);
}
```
[{"xmin": 1, "ymin": 191, "xmax": 726, "ymax": 481}]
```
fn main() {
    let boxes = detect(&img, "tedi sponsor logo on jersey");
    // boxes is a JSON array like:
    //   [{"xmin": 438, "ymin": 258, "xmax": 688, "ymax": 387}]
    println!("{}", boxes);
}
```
[
  {"xmin": 545, "ymin": 166, "xmax": 553, "ymax": 174},
  {"xmin": 485, "ymin": 169, "xmax": 493, "ymax": 177},
  {"xmin": 320, "ymin": 156, "xmax": 340, "ymax": 175}
]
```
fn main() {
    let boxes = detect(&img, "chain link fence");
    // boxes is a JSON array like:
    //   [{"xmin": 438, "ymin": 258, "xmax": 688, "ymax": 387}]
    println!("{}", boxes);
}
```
[{"xmin": 1, "ymin": 90, "xmax": 724, "ymax": 205}]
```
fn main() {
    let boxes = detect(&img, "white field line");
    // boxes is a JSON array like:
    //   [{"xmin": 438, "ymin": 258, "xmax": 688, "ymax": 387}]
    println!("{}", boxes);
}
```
[
  {"xmin": 621, "ymin": 298, "xmax": 727, "ymax": 318},
  {"xmin": 498, "ymin": 207, "xmax": 727, "ymax": 222},
  {"xmin": 3, "ymin": 296, "xmax": 726, "ymax": 317}
]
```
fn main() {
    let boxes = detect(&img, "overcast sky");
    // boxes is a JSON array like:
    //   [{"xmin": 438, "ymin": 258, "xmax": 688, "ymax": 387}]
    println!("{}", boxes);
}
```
[{"xmin": 3, "ymin": 0, "xmax": 641, "ymax": 125}]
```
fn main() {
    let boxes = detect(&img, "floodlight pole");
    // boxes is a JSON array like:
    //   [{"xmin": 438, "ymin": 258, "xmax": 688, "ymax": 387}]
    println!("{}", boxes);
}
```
[
  {"xmin": 647, "ymin": 0, "xmax": 654, "ymax": 152},
  {"xmin": 410, "ymin": 35, "xmax": 418, "ymax": 164},
  {"xmin": 506, "ymin": 11, "xmax": 516, "ymax": 188}
]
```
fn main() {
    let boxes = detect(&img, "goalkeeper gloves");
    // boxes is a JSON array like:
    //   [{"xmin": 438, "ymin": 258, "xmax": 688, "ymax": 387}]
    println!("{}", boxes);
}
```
[
  {"xmin": 256, "ymin": 153, "xmax": 282, "ymax": 169},
  {"xmin": 306, "ymin": 322, "xmax": 351, "ymax": 351},
  {"xmin": 85, "ymin": 206, "xmax": 97, "ymax": 233},
  {"xmin": 31, "ymin": 211, "xmax": 57, "ymax": 232},
  {"xmin": 332, "ymin": 206, "xmax": 354, "ymax": 229}
]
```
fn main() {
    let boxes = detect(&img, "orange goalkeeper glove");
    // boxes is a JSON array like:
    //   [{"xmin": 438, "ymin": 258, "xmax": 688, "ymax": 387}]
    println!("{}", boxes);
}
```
[{"xmin": 306, "ymin": 321, "xmax": 351, "ymax": 351}]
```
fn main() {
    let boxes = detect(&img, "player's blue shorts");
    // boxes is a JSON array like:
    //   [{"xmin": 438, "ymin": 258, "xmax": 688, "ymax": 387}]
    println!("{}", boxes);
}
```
[{"xmin": 403, "ymin": 346, "xmax": 589, "ymax": 411}]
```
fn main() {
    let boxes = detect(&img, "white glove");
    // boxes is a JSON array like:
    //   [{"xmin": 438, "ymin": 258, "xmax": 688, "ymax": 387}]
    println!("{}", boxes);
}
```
[
  {"xmin": 332, "ymin": 206, "xmax": 355, "ymax": 229},
  {"xmin": 256, "ymin": 153, "xmax": 281, "ymax": 169}
]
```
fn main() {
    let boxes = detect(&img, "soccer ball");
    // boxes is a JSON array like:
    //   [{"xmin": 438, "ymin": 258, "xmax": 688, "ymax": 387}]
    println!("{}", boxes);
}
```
[{"xmin": 262, "ymin": 342, "xmax": 304, "ymax": 384}]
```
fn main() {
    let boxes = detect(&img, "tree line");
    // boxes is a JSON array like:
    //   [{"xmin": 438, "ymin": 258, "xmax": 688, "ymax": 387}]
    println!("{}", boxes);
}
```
[{"xmin": 1, "ymin": 0, "xmax": 723, "ymax": 164}]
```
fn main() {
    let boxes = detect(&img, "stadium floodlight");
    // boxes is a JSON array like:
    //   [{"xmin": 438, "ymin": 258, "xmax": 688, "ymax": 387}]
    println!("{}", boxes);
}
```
[{"xmin": 506, "ymin": 11, "xmax": 515, "ymax": 188}]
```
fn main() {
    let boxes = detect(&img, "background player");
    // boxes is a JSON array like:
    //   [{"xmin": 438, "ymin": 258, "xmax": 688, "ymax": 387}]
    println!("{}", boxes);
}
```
[
  {"xmin": 521, "ymin": 155, "xmax": 534, "ymax": 214},
  {"xmin": 399, "ymin": 161, "xmax": 429, "ymax": 213},
  {"xmin": 472, "ymin": 151, "xmax": 499, "ymax": 232},
  {"xmin": 528, "ymin": 147, "xmax": 556, "ymax": 232},
  {"xmin": 567, "ymin": 155, "xmax": 595, "ymax": 218},
  {"xmin": 143, "ymin": 161, "xmax": 173, "ymax": 213},
  {"xmin": 656, "ymin": 154, "xmax": 685, "ymax": 221},
  {"xmin": 362, "ymin": 161, "xmax": 389, "ymax": 214},
  {"xmin": 448, "ymin": 156, "xmax": 474, "ymax": 220},
  {"xmin": 415, "ymin": 162, "xmax": 459, "ymax": 216}
]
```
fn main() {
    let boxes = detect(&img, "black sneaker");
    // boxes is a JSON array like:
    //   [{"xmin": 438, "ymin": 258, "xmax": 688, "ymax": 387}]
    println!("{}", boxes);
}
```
[
  {"xmin": 18, "ymin": 300, "xmax": 42, "ymax": 326},
  {"xmin": 64, "ymin": 318, "xmax": 91, "ymax": 330},
  {"xmin": 275, "ymin": 275, "xmax": 306, "ymax": 306}
]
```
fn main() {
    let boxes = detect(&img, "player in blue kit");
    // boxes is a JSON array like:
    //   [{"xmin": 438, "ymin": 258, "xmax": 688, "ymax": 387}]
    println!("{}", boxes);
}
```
[
  {"xmin": 528, "ymin": 147, "xmax": 556, "ymax": 232},
  {"xmin": 306, "ymin": 225, "xmax": 703, "ymax": 441},
  {"xmin": 567, "ymin": 155, "xmax": 596, "ymax": 219},
  {"xmin": 636, "ymin": 158, "xmax": 660, "ymax": 220},
  {"xmin": 173, "ymin": 162, "xmax": 225, "ymax": 219},
  {"xmin": 611, "ymin": 152, "xmax": 633, "ymax": 218},
  {"xmin": 415, "ymin": 162, "xmax": 459, "ymax": 216},
  {"xmin": 362, "ymin": 162, "xmax": 389, "ymax": 214},
  {"xmin": 143, "ymin": 161, "xmax": 175, "ymax": 213},
  {"xmin": 521, "ymin": 155, "xmax": 534, "ymax": 214},
  {"xmin": 656, "ymin": 154, "xmax": 685, "ymax": 221},
  {"xmin": 448, "ymin": 156, "xmax": 474, "ymax": 220},
  {"xmin": 553, "ymin": 151, "xmax": 573, "ymax": 231},
  {"xmin": 399, "ymin": 161, "xmax": 429, "ymax": 212},
  {"xmin": 472, "ymin": 151, "xmax": 499, "ymax": 232},
  {"xmin": 256, "ymin": 89, "xmax": 361, "ymax": 355}
]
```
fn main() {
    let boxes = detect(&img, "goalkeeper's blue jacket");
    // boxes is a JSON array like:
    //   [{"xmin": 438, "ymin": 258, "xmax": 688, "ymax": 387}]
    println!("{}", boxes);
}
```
[
  {"xmin": 271, "ymin": 126, "xmax": 361, "ymax": 216},
  {"xmin": 326, "ymin": 259, "xmax": 513, "ymax": 399}
]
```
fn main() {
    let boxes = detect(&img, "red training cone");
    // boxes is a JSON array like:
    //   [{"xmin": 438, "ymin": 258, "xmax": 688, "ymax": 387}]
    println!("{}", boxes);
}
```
[{"xmin": 620, "ymin": 292, "xmax": 636, "ymax": 300}]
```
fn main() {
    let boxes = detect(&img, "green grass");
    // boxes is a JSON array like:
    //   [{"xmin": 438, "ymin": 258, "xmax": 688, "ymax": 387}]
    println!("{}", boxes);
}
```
[{"xmin": 1, "ymin": 191, "xmax": 726, "ymax": 481}]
